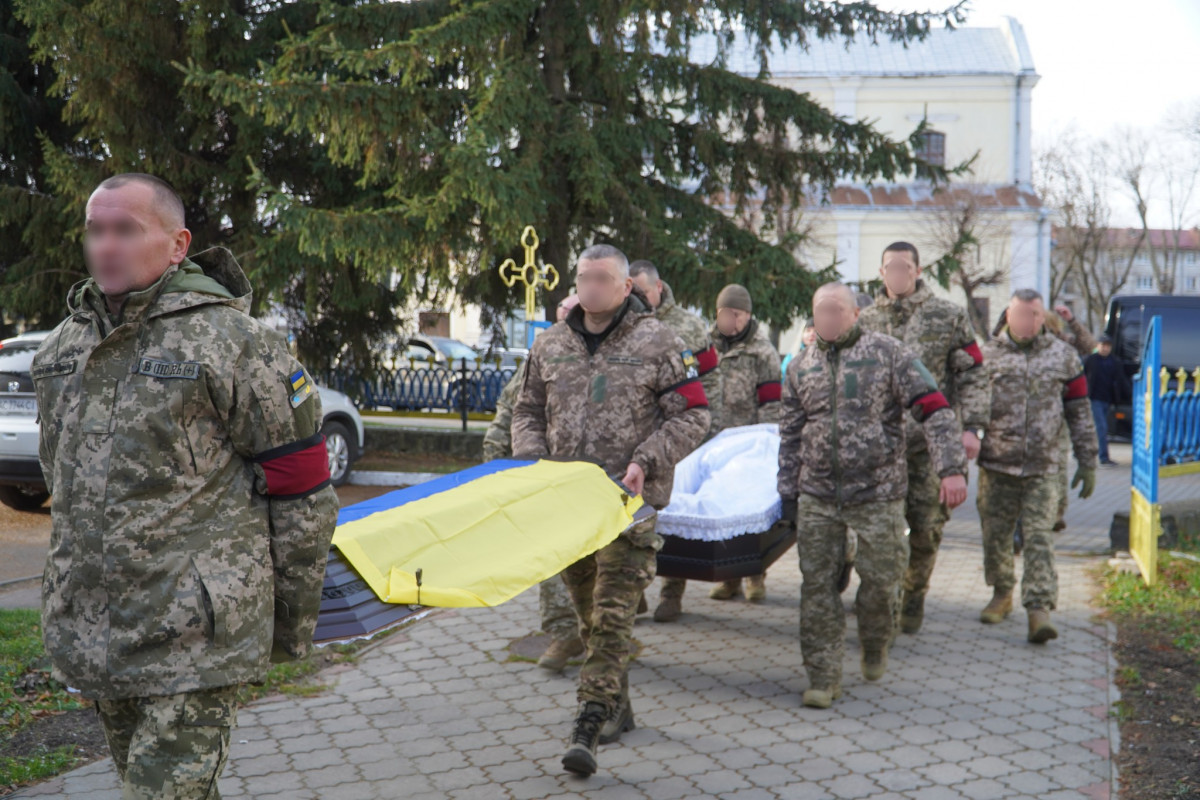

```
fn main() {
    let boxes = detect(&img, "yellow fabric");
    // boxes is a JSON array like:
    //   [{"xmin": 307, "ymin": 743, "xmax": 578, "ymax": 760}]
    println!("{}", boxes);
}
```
[{"xmin": 331, "ymin": 460, "xmax": 643, "ymax": 607}]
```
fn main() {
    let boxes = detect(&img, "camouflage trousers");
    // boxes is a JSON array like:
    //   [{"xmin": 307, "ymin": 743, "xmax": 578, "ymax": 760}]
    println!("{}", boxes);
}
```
[
  {"xmin": 1055, "ymin": 428, "xmax": 1071, "ymax": 525},
  {"xmin": 902, "ymin": 448, "xmax": 951, "ymax": 599},
  {"xmin": 95, "ymin": 685, "xmax": 238, "ymax": 800},
  {"xmin": 561, "ymin": 518, "xmax": 661, "ymax": 712},
  {"xmin": 797, "ymin": 495, "xmax": 908, "ymax": 689},
  {"xmin": 539, "ymin": 573, "xmax": 579, "ymax": 641},
  {"xmin": 978, "ymin": 468, "xmax": 1060, "ymax": 610}
]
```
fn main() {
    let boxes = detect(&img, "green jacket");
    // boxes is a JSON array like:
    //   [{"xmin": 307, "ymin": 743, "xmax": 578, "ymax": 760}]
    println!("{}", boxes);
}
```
[{"xmin": 33, "ymin": 248, "xmax": 338, "ymax": 700}]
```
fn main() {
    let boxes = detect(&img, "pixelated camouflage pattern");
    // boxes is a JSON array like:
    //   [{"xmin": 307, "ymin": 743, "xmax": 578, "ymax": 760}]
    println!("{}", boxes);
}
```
[
  {"xmin": 561, "ymin": 517, "xmax": 660, "ymax": 712},
  {"xmin": 712, "ymin": 319, "xmax": 781, "ymax": 428},
  {"xmin": 977, "ymin": 468, "xmax": 1060, "ymax": 610},
  {"xmin": 777, "ymin": 326, "xmax": 966, "ymax": 506},
  {"xmin": 96, "ymin": 684, "xmax": 238, "ymax": 799},
  {"xmin": 858, "ymin": 280, "xmax": 990, "ymax": 447},
  {"xmin": 511, "ymin": 296, "xmax": 710, "ymax": 510},
  {"xmin": 901, "ymin": 448, "xmax": 951, "ymax": 598},
  {"xmin": 655, "ymin": 282, "xmax": 723, "ymax": 434},
  {"xmin": 34, "ymin": 248, "xmax": 338, "ymax": 700},
  {"xmin": 797, "ymin": 495, "xmax": 908, "ymax": 690},
  {"xmin": 978, "ymin": 330, "xmax": 1099, "ymax": 477},
  {"xmin": 1045, "ymin": 313, "xmax": 1098, "ymax": 358}
]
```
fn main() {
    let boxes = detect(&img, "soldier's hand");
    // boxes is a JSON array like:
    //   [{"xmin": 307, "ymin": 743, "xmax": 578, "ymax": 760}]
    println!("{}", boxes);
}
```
[
  {"xmin": 1072, "ymin": 466, "xmax": 1096, "ymax": 499},
  {"xmin": 1054, "ymin": 304, "xmax": 1074, "ymax": 322},
  {"xmin": 962, "ymin": 431, "xmax": 981, "ymax": 461},
  {"xmin": 621, "ymin": 462, "xmax": 646, "ymax": 497},
  {"xmin": 939, "ymin": 474, "xmax": 968, "ymax": 509}
]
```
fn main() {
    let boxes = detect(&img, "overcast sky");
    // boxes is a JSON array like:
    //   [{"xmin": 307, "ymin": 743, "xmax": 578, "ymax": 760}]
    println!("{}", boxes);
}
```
[{"xmin": 878, "ymin": 0, "xmax": 1200, "ymax": 227}]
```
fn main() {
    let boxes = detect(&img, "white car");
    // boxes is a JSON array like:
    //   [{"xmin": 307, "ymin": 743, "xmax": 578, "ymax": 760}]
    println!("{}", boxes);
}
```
[{"xmin": 0, "ymin": 332, "xmax": 364, "ymax": 511}]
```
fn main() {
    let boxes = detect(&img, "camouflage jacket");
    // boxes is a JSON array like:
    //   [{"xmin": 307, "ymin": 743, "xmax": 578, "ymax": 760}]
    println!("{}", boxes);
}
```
[
  {"xmin": 978, "ymin": 330, "xmax": 1099, "ymax": 476},
  {"xmin": 511, "ymin": 295, "xmax": 710, "ymax": 510},
  {"xmin": 777, "ymin": 326, "xmax": 966, "ymax": 505},
  {"xmin": 33, "ymin": 248, "xmax": 338, "ymax": 700},
  {"xmin": 655, "ymin": 282, "xmax": 723, "ymax": 434},
  {"xmin": 858, "ymin": 280, "xmax": 989, "ymax": 451},
  {"xmin": 712, "ymin": 319, "xmax": 782, "ymax": 429},
  {"xmin": 482, "ymin": 361, "xmax": 527, "ymax": 462}
]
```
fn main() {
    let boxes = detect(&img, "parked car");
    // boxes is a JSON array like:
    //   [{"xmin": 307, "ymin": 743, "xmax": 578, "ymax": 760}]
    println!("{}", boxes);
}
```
[
  {"xmin": 0, "ymin": 332, "xmax": 365, "ymax": 510},
  {"xmin": 1103, "ymin": 294, "xmax": 1200, "ymax": 438}
]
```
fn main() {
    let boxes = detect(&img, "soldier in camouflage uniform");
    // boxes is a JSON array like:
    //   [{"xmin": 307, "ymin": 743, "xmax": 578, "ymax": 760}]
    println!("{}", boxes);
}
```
[
  {"xmin": 992, "ymin": 306, "xmax": 1097, "ymax": 545},
  {"xmin": 977, "ymin": 289, "xmax": 1098, "ymax": 643},
  {"xmin": 858, "ymin": 242, "xmax": 990, "ymax": 634},
  {"xmin": 707, "ymin": 284, "xmax": 783, "ymax": 602},
  {"xmin": 483, "ymin": 295, "xmax": 583, "ymax": 671},
  {"xmin": 512, "ymin": 244, "xmax": 709, "ymax": 776},
  {"xmin": 33, "ymin": 174, "xmax": 338, "ymax": 799},
  {"xmin": 629, "ymin": 261, "xmax": 723, "ymax": 622},
  {"xmin": 778, "ymin": 283, "xmax": 967, "ymax": 709}
]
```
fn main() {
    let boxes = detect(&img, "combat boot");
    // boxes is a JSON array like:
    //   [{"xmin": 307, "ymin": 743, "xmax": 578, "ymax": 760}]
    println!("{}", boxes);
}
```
[
  {"xmin": 745, "ymin": 575, "xmax": 767, "ymax": 603},
  {"xmin": 598, "ymin": 696, "xmax": 636, "ymax": 744},
  {"xmin": 980, "ymin": 588, "xmax": 1013, "ymax": 624},
  {"xmin": 861, "ymin": 646, "xmax": 888, "ymax": 681},
  {"xmin": 900, "ymin": 591, "xmax": 925, "ymax": 634},
  {"xmin": 709, "ymin": 579, "xmax": 741, "ymax": 600},
  {"xmin": 562, "ymin": 702, "xmax": 608, "ymax": 776},
  {"xmin": 802, "ymin": 683, "xmax": 842, "ymax": 709},
  {"xmin": 655, "ymin": 579, "xmax": 685, "ymax": 622},
  {"xmin": 538, "ymin": 635, "xmax": 584, "ymax": 672},
  {"xmin": 1027, "ymin": 607, "xmax": 1058, "ymax": 644},
  {"xmin": 654, "ymin": 595, "xmax": 682, "ymax": 623}
]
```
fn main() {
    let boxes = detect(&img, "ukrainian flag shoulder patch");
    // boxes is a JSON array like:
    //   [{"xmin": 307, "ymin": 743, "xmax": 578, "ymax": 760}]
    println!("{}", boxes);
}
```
[{"xmin": 289, "ymin": 369, "xmax": 315, "ymax": 408}]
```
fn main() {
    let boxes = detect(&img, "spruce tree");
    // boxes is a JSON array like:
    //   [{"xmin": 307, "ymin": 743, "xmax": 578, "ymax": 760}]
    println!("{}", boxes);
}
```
[{"xmin": 190, "ymin": 0, "xmax": 964, "ymax": 332}]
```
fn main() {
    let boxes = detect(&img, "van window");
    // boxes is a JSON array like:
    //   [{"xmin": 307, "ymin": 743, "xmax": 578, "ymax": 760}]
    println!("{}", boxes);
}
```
[{"xmin": 1114, "ymin": 304, "xmax": 1200, "ymax": 368}]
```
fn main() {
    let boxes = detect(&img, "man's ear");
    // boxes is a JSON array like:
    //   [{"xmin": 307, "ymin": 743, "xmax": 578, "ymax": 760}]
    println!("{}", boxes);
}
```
[
  {"xmin": 622, "ymin": 277, "xmax": 633, "ymax": 297},
  {"xmin": 169, "ymin": 227, "xmax": 192, "ymax": 266},
  {"xmin": 852, "ymin": 306, "xmax": 861, "ymax": 321}
]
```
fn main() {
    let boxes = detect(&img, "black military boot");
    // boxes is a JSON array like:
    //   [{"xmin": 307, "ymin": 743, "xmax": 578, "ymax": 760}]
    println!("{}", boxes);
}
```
[
  {"xmin": 562, "ymin": 702, "xmax": 608, "ymax": 776},
  {"xmin": 599, "ymin": 696, "xmax": 636, "ymax": 744}
]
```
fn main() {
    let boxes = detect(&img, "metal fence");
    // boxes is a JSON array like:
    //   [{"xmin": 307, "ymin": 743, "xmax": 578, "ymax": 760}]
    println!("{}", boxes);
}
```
[{"xmin": 323, "ymin": 360, "xmax": 517, "ymax": 414}]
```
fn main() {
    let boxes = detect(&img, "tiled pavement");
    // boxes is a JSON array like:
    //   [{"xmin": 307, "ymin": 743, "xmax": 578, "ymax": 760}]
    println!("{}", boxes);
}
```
[{"xmin": 15, "ymin": 444, "xmax": 1171, "ymax": 800}]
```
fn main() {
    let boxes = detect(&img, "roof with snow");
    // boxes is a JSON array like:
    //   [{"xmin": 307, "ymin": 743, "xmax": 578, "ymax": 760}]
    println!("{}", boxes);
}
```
[{"xmin": 690, "ymin": 17, "xmax": 1036, "ymax": 79}]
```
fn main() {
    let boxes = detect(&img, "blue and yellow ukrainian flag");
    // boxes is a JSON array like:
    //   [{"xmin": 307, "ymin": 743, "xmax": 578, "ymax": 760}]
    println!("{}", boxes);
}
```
[{"xmin": 332, "ymin": 460, "xmax": 644, "ymax": 607}]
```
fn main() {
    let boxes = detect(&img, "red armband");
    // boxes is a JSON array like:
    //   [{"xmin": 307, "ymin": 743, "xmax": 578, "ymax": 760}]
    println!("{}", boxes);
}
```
[
  {"xmin": 911, "ymin": 391, "xmax": 951, "ymax": 418},
  {"xmin": 757, "ymin": 380, "xmax": 782, "ymax": 404},
  {"xmin": 1064, "ymin": 373, "xmax": 1088, "ymax": 401},
  {"xmin": 253, "ymin": 433, "xmax": 331, "ymax": 499},
  {"xmin": 961, "ymin": 341, "xmax": 983, "ymax": 367},
  {"xmin": 664, "ymin": 378, "xmax": 709, "ymax": 410},
  {"xmin": 695, "ymin": 345, "xmax": 719, "ymax": 376}
]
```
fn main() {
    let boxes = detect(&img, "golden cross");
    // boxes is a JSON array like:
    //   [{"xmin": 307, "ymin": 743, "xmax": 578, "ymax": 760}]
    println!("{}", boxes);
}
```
[{"xmin": 499, "ymin": 226, "xmax": 559, "ymax": 321}]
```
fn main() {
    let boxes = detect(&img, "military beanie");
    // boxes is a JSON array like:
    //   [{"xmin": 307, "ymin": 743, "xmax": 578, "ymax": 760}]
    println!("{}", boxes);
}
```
[{"xmin": 717, "ymin": 284, "xmax": 752, "ymax": 313}]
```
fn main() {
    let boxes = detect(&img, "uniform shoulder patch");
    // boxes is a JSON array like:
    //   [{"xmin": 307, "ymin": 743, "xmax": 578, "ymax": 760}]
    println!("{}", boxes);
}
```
[
  {"xmin": 289, "ymin": 369, "xmax": 315, "ymax": 408},
  {"xmin": 680, "ymin": 350, "xmax": 699, "ymax": 380}
]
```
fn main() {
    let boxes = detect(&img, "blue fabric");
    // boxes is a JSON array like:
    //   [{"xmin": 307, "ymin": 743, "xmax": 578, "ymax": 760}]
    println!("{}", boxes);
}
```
[{"xmin": 336, "ymin": 460, "xmax": 535, "ymax": 525}]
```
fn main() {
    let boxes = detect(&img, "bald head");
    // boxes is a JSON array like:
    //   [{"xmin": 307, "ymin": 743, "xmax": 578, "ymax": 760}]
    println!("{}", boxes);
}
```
[{"xmin": 812, "ymin": 282, "xmax": 860, "ymax": 343}]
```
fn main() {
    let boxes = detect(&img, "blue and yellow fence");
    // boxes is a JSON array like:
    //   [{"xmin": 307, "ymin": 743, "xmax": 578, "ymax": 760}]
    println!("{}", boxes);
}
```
[{"xmin": 1130, "ymin": 315, "xmax": 1200, "ymax": 585}]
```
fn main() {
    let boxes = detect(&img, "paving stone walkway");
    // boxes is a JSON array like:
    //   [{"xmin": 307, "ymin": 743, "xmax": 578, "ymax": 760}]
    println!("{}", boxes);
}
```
[{"xmin": 14, "ymin": 445, "xmax": 1163, "ymax": 800}]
